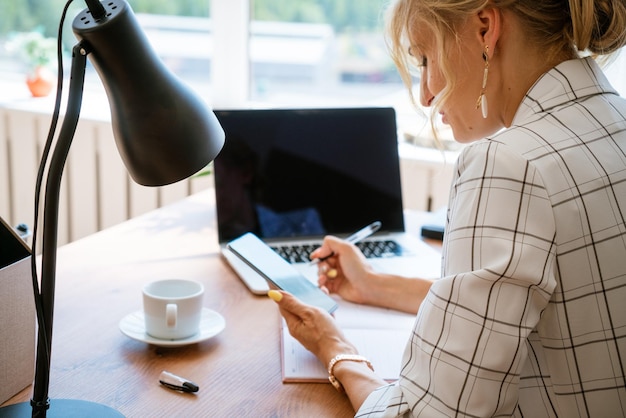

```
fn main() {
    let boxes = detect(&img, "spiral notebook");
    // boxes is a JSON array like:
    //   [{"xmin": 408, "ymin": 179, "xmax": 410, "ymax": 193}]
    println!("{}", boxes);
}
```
[{"xmin": 280, "ymin": 298, "xmax": 416, "ymax": 382}]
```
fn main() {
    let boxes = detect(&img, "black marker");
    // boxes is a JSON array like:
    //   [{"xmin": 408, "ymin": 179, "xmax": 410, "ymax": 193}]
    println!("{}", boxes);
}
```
[{"xmin": 159, "ymin": 370, "xmax": 199, "ymax": 393}]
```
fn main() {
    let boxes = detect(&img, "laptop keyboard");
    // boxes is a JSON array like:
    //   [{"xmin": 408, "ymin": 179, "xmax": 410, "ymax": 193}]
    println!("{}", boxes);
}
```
[{"xmin": 270, "ymin": 239, "xmax": 404, "ymax": 264}]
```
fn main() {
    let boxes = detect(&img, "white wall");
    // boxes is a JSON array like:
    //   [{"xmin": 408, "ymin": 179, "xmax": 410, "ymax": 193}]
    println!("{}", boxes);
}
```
[{"xmin": 0, "ymin": 101, "xmax": 212, "ymax": 249}]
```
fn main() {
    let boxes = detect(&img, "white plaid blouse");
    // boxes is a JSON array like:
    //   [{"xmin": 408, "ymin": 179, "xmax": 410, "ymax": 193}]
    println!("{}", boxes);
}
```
[{"xmin": 356, "ymin": 57, "xmax": 626, "ymax": 417}]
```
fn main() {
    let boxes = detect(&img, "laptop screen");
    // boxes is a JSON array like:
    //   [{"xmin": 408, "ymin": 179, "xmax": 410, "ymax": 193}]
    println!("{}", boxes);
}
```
[{"xmin": 213, "ymin": 107, "xmax": 405, "ymax": 243}]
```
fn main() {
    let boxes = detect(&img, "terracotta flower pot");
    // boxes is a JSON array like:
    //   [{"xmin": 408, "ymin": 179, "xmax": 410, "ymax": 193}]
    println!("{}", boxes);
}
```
[{"xmin": 26, "ymin": 66, "xmax": 56, "ymax": 97}]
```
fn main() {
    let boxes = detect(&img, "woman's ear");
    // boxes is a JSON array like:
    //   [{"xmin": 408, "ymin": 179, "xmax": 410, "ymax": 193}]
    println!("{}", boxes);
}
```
[{"xmin": 477, "ymin": 7, "xmax": 502, "ymax": 57}]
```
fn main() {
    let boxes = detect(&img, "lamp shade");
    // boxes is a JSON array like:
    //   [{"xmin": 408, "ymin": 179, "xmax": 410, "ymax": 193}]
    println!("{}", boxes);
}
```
[{"xmin": 72, "ymin": 0, "xmax": 224, "ymax": 186}]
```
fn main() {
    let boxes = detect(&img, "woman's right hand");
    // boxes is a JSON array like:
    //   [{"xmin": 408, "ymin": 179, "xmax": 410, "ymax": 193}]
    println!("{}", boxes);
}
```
[{"xmin": 312, "ymin": 235, "xmax": 377, "ymax": 305}]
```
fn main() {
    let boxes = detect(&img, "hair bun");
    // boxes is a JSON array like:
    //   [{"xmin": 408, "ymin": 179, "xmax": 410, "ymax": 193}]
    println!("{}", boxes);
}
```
[{"xmin": 571, "ymin": 0, "xmax": 626, "ymax": 55}]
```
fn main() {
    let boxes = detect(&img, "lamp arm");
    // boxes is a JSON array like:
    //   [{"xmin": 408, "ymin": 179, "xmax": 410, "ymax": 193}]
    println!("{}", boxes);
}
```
[{"xmin": 31, "ymin": 42, "xmax": 89, "ymax": 417}]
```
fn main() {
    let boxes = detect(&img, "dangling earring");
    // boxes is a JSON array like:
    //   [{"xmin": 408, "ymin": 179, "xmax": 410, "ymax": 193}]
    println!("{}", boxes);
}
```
[{"xmin": 476, "ymin": 45, "xmax": 489, "ymax": 119}]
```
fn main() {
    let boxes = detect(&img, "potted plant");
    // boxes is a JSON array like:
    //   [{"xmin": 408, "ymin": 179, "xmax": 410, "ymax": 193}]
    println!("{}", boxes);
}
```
[{"xmin": 7, "ymin": 31, "xmax": 57, "ymax": 97}]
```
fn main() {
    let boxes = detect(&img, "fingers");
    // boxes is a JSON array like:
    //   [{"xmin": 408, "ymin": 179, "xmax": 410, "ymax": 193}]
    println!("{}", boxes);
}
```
[
  {"xmin": 318, "ymin": 263, "xmax": 338, "ymax": 278},
  {"xmin": 310, "ymin": 236, "xmax": 344, "ymax": 262},
  {"xmin": 268, "ymin": 289, "xmax": 283, "ymax": 302},
  {"xmin": 310, "ymin": 244, "xmax": 332, "ymax": 261},
  {"xmin": 268, "ymin": 289, "xmax": 309, "ymax": 313},
  {"xmin": 318, "ymin": 263, "xmax": 339, "ymax": 296},
  {"xmin": 269, "ymin": 289, "xmax": 334, "ymax": 329},
  {"xmin": 268, "ymin": 290, "xmax": 304, "ymax": 325}
]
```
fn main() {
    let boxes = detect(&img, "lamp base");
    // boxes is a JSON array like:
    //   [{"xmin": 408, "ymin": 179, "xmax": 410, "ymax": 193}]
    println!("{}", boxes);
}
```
[{"xmin": 0, "ymin": 399, "xmax": 124, "ymax": 417}]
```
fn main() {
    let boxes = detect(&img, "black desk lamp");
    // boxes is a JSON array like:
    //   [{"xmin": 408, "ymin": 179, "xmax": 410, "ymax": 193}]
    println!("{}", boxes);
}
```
[{"xmin": 0, "ymin": 0, "xmax": 224, "ymax": 416}]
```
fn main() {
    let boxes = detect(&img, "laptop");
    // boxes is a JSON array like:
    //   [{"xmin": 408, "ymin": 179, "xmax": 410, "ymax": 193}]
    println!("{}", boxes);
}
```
[{"xmin": 213, "ymin": 107, "xmax": 442, "ymax": 294}]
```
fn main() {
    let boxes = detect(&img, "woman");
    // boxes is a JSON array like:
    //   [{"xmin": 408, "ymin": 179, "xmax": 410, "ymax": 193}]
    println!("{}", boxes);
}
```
[{"xmin": 269, "ymin": 0, "xmax": 626, "ymax": 416}]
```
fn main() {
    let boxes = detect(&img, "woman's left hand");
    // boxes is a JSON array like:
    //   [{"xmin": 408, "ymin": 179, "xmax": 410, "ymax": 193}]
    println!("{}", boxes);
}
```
[{"xmin": 268, "ymin": 290, "xmax": 357, "ymax": 366}]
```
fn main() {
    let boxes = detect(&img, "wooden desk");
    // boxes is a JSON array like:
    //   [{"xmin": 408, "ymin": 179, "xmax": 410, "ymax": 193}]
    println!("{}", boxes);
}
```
[{"xmin": 1, "ymin": 192, "xmax": 441, "ymax": 418}]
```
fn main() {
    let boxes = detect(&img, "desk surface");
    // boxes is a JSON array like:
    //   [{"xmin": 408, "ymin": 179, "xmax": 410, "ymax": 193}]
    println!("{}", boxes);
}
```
[{"xmin": 2, "ymin": 192, "xmax": 440, "ymax": 418}]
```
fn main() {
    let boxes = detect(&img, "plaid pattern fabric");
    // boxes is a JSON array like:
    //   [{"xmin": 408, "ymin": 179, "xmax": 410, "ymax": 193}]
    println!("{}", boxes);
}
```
[{"xmin": 357, "ymin": 58, "xmax": 626, "ymax": 417}]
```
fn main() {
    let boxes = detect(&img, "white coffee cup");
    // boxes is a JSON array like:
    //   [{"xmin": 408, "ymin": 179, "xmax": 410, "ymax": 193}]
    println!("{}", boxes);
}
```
[{"xmin": 142, "ymin": 279, "xmax": 204, "ymax": 340}]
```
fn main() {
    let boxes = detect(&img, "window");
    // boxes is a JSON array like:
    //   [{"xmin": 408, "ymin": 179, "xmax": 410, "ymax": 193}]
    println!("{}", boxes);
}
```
[
  {"xmin": 1, "ymin": 1, "xmax": 625, "ymax": 122},
  {"xmin": 605, "ymin": 48, "xmax": 626, "ymax": 96},
  {"xmin": 0, "ymin": 1, "xmax": 213, "ymax": 99},
  {"xmin": 132, "ymin": 1, "xmax": 405, "ymax": 109},
  {"xmin": 248, "ymin": 0, "xmax": 402, "ymax": 107}
]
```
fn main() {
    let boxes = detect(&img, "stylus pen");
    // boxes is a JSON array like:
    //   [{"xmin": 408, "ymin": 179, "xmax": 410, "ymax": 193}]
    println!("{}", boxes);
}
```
[{"xmin": 309, "ymin": 221, "xmax": 382, "ymax": 265}]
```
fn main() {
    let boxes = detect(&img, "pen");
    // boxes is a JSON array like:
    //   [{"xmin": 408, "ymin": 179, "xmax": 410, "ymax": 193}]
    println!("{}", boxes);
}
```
[{"xmin": 309, "ymin": 221, "xmax": 382, "ymax": 265}]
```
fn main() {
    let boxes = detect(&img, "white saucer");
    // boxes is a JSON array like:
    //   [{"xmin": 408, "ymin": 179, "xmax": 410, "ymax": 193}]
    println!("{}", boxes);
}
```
[{"xmin": 119, "ymin": 308, "xmax": 225, "ymax": 347}]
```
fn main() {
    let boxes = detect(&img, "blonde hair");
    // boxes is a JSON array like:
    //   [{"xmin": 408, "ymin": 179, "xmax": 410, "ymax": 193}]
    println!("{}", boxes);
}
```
[{"xmin": 386, "ymin": 0, "xmax": 626, "ymax": 127}]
